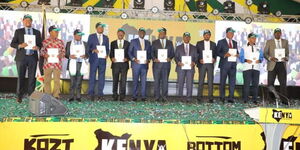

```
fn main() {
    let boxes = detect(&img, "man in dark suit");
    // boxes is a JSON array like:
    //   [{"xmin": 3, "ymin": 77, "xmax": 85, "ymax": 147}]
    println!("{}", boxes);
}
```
[
  {"xmin": 65, "ymin": 29, "xmax": 89, "ymax": 102},
  {"xmin": 151, "ymin": 27, "xmax": 175, "ymax": 102},
  {"xmin": 196, "ymin": 30, "xmax": 217, "ymax": 103},
  {"xmin": 175, "ymin": 32, "xmax": 198, "ymax": 102},
  {"xmin": 128, "ymin": 28, "xmax": 152, "ymax": 101},
  {"xmin": 264, "ymin": 28, "xmax": 289, "ymax": 104},
  {"xmin": 87, "ymin": 22, "xmax": 109, "ymax": 101},
  {"xmin": 109, "ymin": 28, "xmax": 130, "ymax": 101},
  {"xmin": 10, "ymin": 14, "xmax": 42, "ymax": 103},
  {"xmin": 217, "ymin": 27, "xmax": 239, "ymax": 103}
]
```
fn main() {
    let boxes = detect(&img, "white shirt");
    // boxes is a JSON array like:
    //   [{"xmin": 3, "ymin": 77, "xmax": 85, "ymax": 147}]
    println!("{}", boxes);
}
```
[
  {"xmin": 118, "ymin": 39, "xmax": 124, "ymax": 49},
  {"xmin": 97, "ymin": 33, "xmax": 103, "ymax": 45},
  {"xmin": 184, "ymin": 43, "xmax": 189, "ymax": 55},
  {"xmin": 204, "ymin": 40, "xmax": 210, "ymax": 50},
  {"xmin": 274, "ymin": 39, "xmax": 282, "ymax": 48},
  {"xmin": 160, "ymin": 38, "xmax": 166, "ymax": 48},
  {"xmin": 226, "ymin": 38, "xmax": 233, "ymax": 47},
  {"xmin": 139, "ymin": 38, "xmax": 145, "ymax": 50}
]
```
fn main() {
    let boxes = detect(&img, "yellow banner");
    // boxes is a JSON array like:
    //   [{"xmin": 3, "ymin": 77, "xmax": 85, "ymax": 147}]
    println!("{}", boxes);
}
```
[
  {"xmin": 0, "ymin": 122, "xmax": 267, "ymax": 150},
  {"xmin": 259, "ymin": 108, "xmax": 300, "ymax": 124}
]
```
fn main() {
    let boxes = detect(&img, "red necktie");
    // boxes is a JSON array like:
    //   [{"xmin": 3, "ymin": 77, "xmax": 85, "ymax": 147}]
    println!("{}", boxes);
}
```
[{"xmin": 228, "ymin": 40, "xmax": 233, "ymax": 48}]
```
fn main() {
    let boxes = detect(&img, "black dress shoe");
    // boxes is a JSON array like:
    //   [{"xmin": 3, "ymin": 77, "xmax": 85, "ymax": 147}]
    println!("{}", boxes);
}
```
[
  {"xmin": 113, "ymin": 95, "xmax": 119, "ymax": 101},
  {"xmin": 119, "ymin": 96, "xmax": 125, "ymax": 101},
  {"xmin": 208, "ymin": 98, "xmax": 214, "ymax": 103},
  {"xmin": 69, "ymin": 98, "xmax": 75, "ymax": 102},
  {"xmin": 132, "ymin": 98, "xmax": 137, "ymax": 101},
  {"xmin": 98, "ymin": 96, "xmax": 104, "ymax": 101},
  {"xmin": 162, "ymin": 97, "xmax": 167, "ymax": 102},
  {"xmin": 90, "ymin": 96, "xmax": 95, "ymax": 101},
  {"xmin": 141, "ymin": 98, "xmax": 146, "ymax": 101},
  {"xmin": 76, "ymin": 98, "xmax": 81, "ymax": 102},
  {"xmin": 16, "ymin": 97, "xmax": 22, "ymax": 103},
  {"xmin": 220, "ymin": 98, "xmax": 225, "ymax": 103},
  {"xmin": 197, "ymin": 97, "xmax": 202, "ymax": 102},
  {"xmin": 227, "ymin": 99, "xmax": 234, "ymax": 103}
]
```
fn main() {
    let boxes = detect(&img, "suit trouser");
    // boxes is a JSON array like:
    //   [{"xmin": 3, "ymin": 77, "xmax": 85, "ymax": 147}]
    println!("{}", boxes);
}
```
[
  {"xmin": 219, "ymin": 63, "xmax": 236, "ymax": 99},
  {"xmin": 44, "ymin": 68, "xmax": 61, "ymax": 98},
  {"xmin": 88, "ymin": 59, "xmax": 106, "ymax": 96},
  {"xmin": 198, "ymin": 64, "xmax": 214, "ymax": 98},
  {"xmin": 16, "ymin": 56, "xmax": 37, "ymax": 98},
  {"xmin": 268, "ymin": 62, "xmax": 287, "ymax": 97},
  {"xmin": 153, "ymin": 66, "xmax": 170, "ymax": 99},
  {"xmin": 69, "ymin": 62, "xmax": 83, "ymax": 99},
  {"xmin": 177, "ymin": 69, "xmax": 194, "ymax": 99},
  {"xmin": 243, "ymin": 69, "xmax": 260, "ymax": 101},
  {"xmin": 112, "ymin": 63, "xmax": 128, "ymax": 98},
  {"xmin": 132, "ymin": 65, "xmax": 148, "ymax": 99}
]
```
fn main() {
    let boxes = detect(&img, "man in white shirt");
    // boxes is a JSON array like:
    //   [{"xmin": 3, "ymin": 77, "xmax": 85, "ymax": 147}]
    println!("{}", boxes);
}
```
[{"xmin": 196, "ymin": 30, "xmax": 217, "ymax": 103}]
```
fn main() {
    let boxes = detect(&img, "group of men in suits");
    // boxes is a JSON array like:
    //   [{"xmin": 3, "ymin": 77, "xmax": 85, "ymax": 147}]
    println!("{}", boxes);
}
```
[{"xmin": 11, "ymin": 14, "xmax": 289, "ymax": 104}]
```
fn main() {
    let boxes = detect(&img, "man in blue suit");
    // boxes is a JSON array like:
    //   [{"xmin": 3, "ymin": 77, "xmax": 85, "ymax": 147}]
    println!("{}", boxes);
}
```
[
  {"xmin": 87, "ymin": 22, "xmax": 109, "ymax": 101},
  {"xmin": 217, "ymin": 27, "xmax": 239, "ymax": 103},
  {"xmin": 151, "ymin": 27, "xmax": 175, "ymax": 102},
  {"xmin": 128, "ymin": 28, "xmax": 152, "ymax": 101}
]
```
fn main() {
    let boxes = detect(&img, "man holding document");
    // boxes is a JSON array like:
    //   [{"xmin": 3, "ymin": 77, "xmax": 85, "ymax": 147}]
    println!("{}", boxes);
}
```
[
  {"xmin": 41, "ymin": 26, "xmax": 65, "ymax": 99},
  {"xmin": 109, "ymin": 28, "xmax": 130, "ymax": 101},
  {"xmin": 196, "ymin": 29, "xmax": 217, "ymax": 103},
  {"xmin": 87, "ymin": 22, "xmax": 110, "ymax": 101},
  {"xmin": 10, "ymin": 14, "xmax": 42, "ymax": 103},
  {"xmin": 175, "ymin": 32, "xmax": 198, "ymax": 102},
  {"xmin": 128, "ymin": 28, "xmax": 152, "ymax": 101},
  {"xmin": 65, "ymin": 29, "xmax": 89, "ymax": 102},
  {"xmin": 151, "ymin": 27, "xmax": 175, "ymax": 102},
  {"xmin": 240, "ymin": 33, "xmax": 264, "ymax": 104},
  {"xmin": 217, "ymin": 27, "xmax": 239, "ymax": 103},
  {"xmin": 264, "ymin": 28, "xmax": 289, "ymax": 104}
]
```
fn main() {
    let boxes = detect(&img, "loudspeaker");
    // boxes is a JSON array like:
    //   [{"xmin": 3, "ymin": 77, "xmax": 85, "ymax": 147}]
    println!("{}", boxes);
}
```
[{"xmin": 29, "ymin": 91, "xmax": 67, "ymax": 116}]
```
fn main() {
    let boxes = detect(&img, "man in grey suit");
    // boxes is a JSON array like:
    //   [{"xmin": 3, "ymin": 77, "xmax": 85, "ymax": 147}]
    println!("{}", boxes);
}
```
[
  {"xmin": 151, "ymin": 28, "xmax": 175, "ymax": 102},
  {"xmin": 264, "ymin": 28, "xmax": 289, "ymax": 104},
  {"xmin": 175, "ymin": 32, "xmax": 198, "ymax": 102},
  {"xmin": 196, "ymin": 30, "xmax": 217, "ymax": 103}
]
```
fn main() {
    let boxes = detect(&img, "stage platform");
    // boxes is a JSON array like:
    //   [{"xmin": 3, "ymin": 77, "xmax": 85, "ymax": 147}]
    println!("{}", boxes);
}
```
[{"xmin": 1, "ymin": 93, "xmax": 300, "ymax": 150}]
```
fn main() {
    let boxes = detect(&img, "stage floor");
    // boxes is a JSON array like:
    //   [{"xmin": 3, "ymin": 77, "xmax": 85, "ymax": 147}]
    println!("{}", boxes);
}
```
[{"xmin": 0, "ymin": 93, "xmax": 298, "ymax": 123}]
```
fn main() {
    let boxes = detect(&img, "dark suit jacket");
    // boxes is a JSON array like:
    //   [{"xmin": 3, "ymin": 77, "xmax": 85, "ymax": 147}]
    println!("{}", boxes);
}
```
[
  {"xmin": 65, "ymin": 41, "xmax": 89, "ymax": 70},
  {"xmin": 109, "ymin": 39, "xmax": 130, "ymax": 69},
  {"xmin": 151, "ymin": 39, "xmax": 175, "ymax": 69},
  {"xmin": 10, "ymin": 28, "xmax": 42, "ymax": 62},
  {"xmin": 128, "ymin": 38, "xmax": 152, "ymax": 69},
  {"xmin": 87, "ymin": 33, "xmax": 109, "ymax": 63},
  {"xmin": 196, "ymin": 40, "xmax": 217, "ymax": 67},
  {"xmin": 175, "ymin": 43, "xmax": 198, "ymax": 72},
  {"xmin": 217, "ymin": 38, "xmax": 238, "ymax": 68}
]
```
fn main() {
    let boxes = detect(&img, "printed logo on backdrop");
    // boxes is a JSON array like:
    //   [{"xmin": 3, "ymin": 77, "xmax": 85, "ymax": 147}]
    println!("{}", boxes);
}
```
[
  {"xmin": 187, "ymin": 136, "xmax": 241, "ymax": 150},
  {"xmin": 272, "ymin": 109, "xmax": 293, "ymax": 122},
  {"xmin": 24, "ymin": 134, "xmax": 74, "ymax": 150},
  {"xmin": 279, "ymin": 135, "xmax": 300, "ymax": 150},
  {"xmin": 94, "ymin": 129, "xmax": 167, "ymax": 150}
]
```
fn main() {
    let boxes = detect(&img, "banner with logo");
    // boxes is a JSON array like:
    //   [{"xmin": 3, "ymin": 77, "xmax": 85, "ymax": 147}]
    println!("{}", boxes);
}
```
[
  {"xmin": 0, "ymin": 122, "xmax": 265, "ymax": 150},
  {"xmin": 258, "ymin": 108, "xmax": 300, "ymax": 124}
]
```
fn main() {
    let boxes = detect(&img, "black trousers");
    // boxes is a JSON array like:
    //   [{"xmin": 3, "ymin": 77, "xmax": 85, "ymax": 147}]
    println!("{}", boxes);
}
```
[
  {"xmin": 112, "ymin": 63, "xmax": 128, "ymax": 98},
  {"xmin": 268, "ymin": 62, "xmax": 287, "ymax": 97},
  {"xmin": 69, "ymin": 62, "xmax": 83, "ymax": 99},
  {"xmin": 16, "ymin": 56, "xmax": 37, "ymax": 98},
  {"xmin": 243, "ymin": 69, "xmax": 260, "ymax": 101}
]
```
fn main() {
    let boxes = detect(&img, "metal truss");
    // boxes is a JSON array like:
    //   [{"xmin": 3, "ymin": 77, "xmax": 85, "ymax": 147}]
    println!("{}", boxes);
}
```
[{"xmin": 0, "ymin": 2, "xmax": 299, "ymax": 23}]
